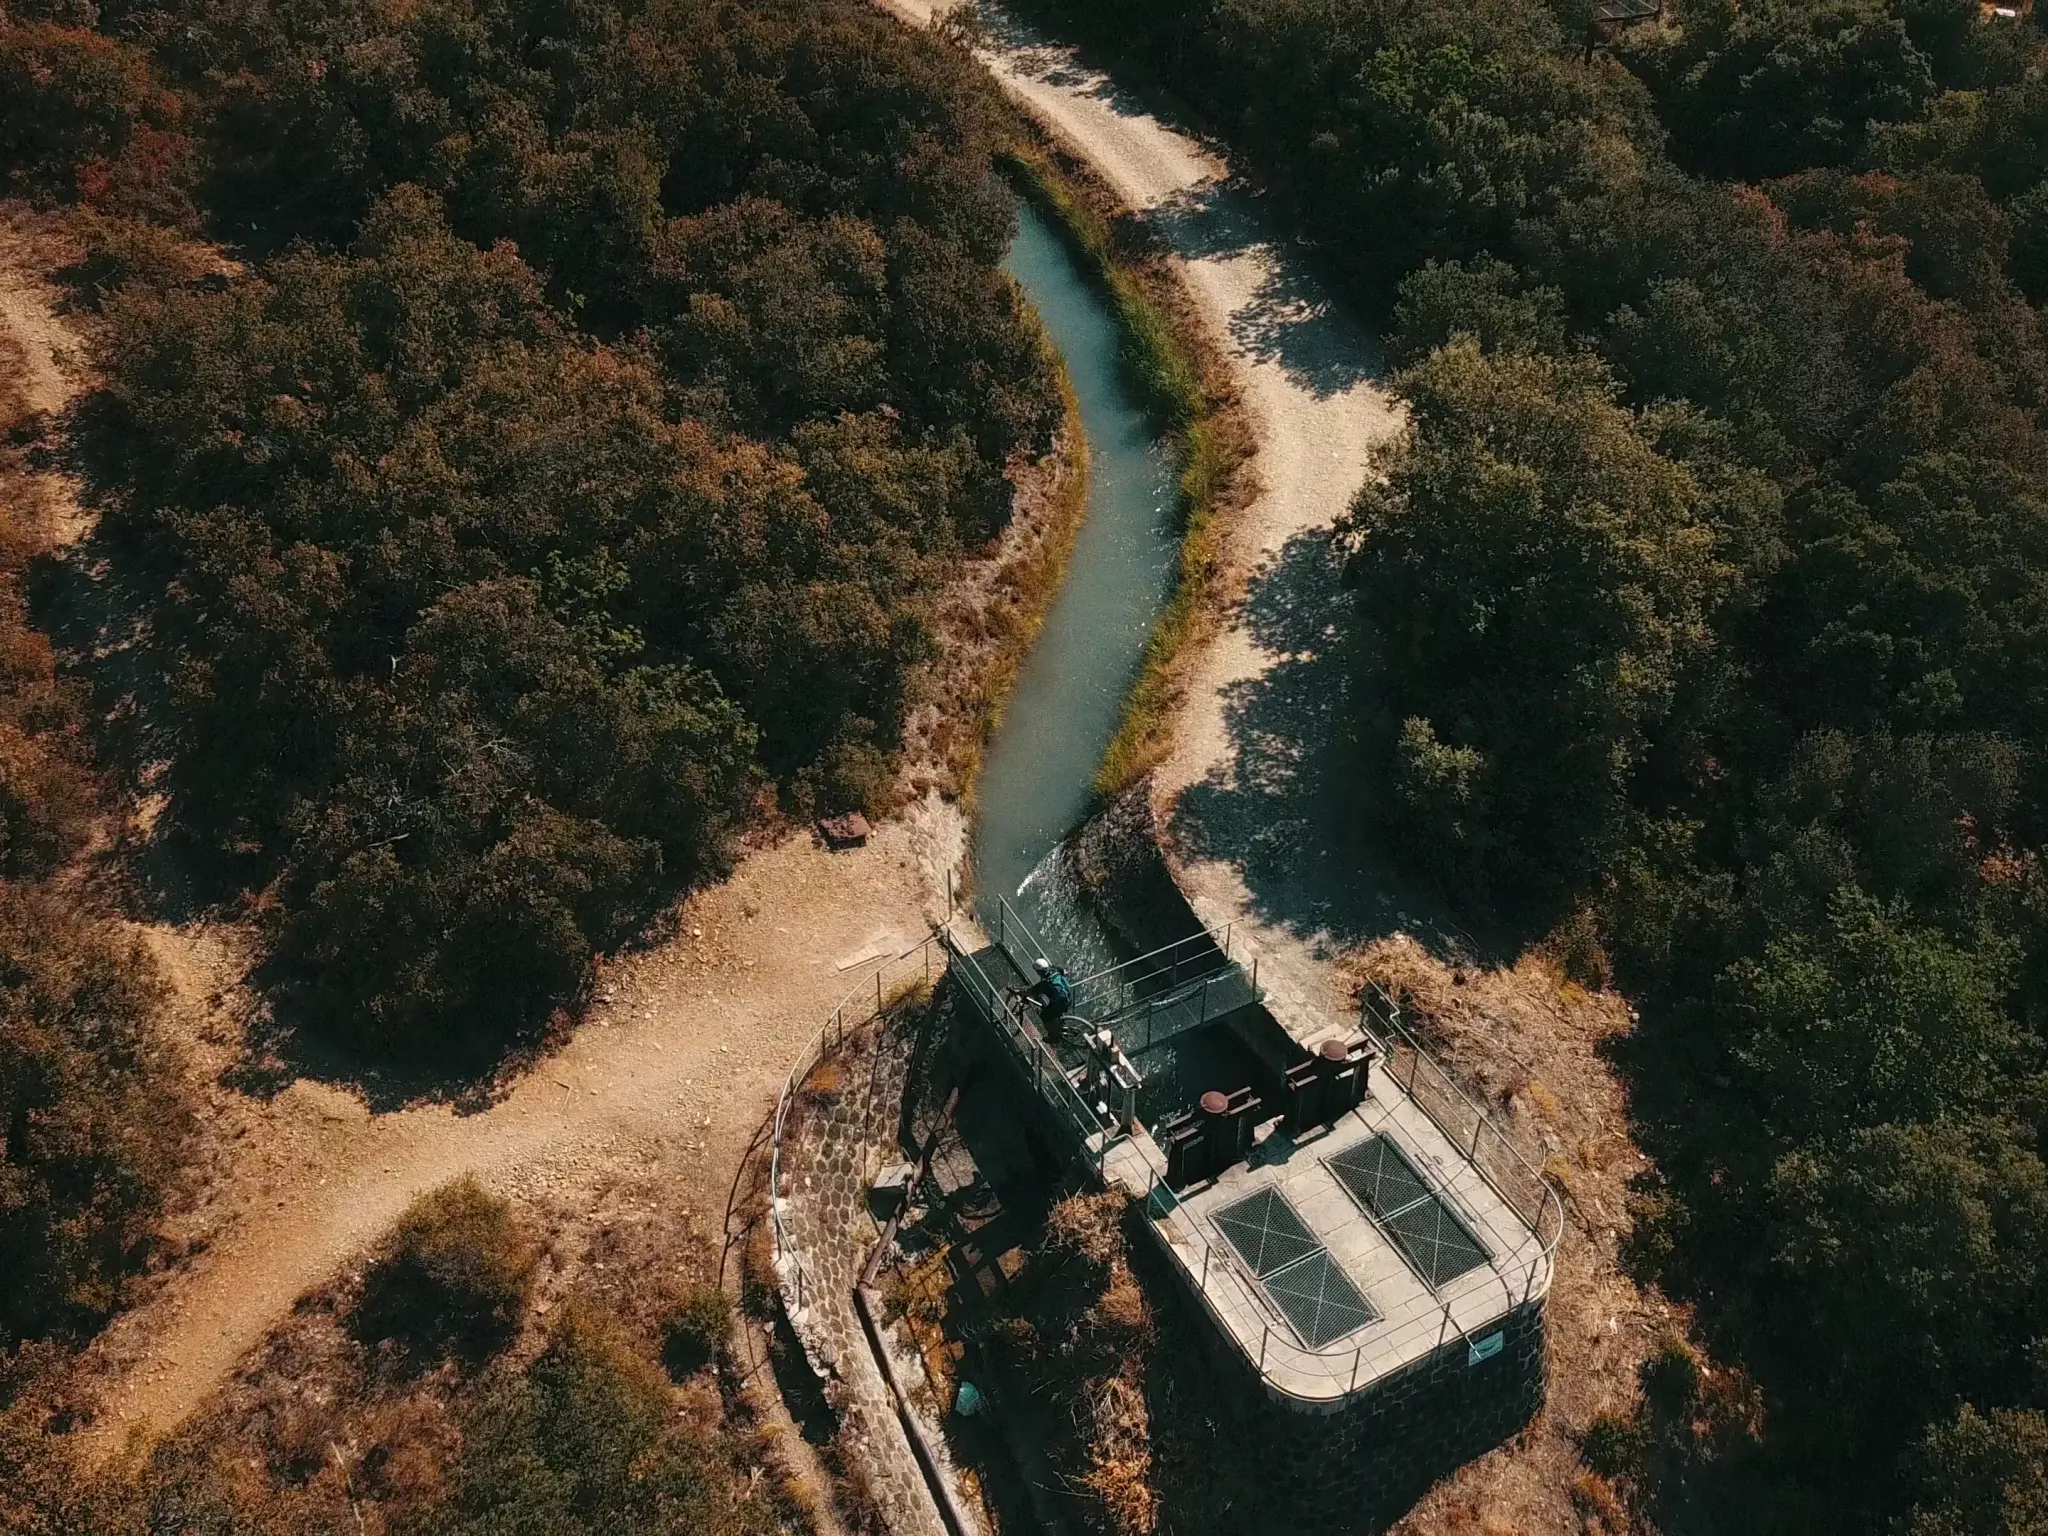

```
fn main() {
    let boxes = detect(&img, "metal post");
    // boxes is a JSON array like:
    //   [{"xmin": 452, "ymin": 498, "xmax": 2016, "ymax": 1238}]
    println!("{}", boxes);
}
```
[
  {"xmin": 1350, "ymin": 1346, "xmax": 1362, "ymax": 1393},
  {"xmin": 1258, "ymin": 1324, "xmax": 1269, "ymax": 1374},
  {"xmin": 1199, "ymin": 975, "xmax": 1210, "ymax": 1027},
  {"xmin": 1438, "ymin": 1305, "xmax": 1451, "ymax": 1347},
  {"xmin": 1251, "ymin": 954, "xmax": 1258, "ymax": 995}
]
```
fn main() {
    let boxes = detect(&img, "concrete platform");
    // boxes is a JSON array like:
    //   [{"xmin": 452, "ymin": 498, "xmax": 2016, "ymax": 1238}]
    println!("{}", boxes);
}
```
[{"xmin": 1106, "ymin": 1057, "xmax": 1552, "ymax": 1407}]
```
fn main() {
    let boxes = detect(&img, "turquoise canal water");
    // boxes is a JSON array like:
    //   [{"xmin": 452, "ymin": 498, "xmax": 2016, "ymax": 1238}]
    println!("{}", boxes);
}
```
[{"xmin": 970, "ymin": 200, "xmax": 1181, "ymax": 961}]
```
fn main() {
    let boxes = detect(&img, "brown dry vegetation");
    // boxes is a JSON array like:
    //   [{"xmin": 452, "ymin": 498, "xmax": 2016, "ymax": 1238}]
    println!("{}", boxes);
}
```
[
  {"xmin": 5, "ymin": 1167, "xmax": 814, "ymax": 1534},
  {"xmin": 1343, "ymin": 935, "xmax": 1713, "ymax": 1536},
  {"xmin": 901, "ymin": 375, "xmax": 1089, "ymax": 808}
]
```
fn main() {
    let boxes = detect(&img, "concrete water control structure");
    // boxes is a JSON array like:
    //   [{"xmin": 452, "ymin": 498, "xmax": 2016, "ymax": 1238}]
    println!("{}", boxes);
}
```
[{"xmin": 943, "ymin": 896, "xmax": 1561, "ymax": 1519}]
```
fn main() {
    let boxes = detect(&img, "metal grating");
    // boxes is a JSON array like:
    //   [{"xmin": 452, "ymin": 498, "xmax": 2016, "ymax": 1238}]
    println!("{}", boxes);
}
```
[
  {"xmin": 1382, "ymin": 1197, "xmax": 1490, "ymax": 1287},
  {"xmin": 1326, "ymin": 1135, "xmax": 1430, "ymax": 1213},
  {"xmin": 1213, "ymin": 1187, "xmax": 1322, "ymax": 1278},
  {"xmin": 1326, "ymin": 1135, "xmax": 1490, "ymax": 1288},
  {"xmin": 1263, "ymin": 1250, "xmax": 1377, "ymax": 1347}
]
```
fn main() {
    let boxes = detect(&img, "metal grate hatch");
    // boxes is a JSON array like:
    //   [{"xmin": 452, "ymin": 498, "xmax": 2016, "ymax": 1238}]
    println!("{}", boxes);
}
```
[
  {"xmin": 1263, "ymin": 1249, "xmax": 1377, "ymax": 1348},
  {"xmin": 1326, "ymin": 1135, "xmax": 1490, "ymax": 1288},
  {"xmin": 1213, "ymin": 1187, "xmax": 1321, "ymax": 1278}
]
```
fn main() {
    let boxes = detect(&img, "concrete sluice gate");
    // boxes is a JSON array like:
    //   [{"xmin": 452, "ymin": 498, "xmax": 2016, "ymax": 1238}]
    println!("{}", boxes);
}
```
[{"xmin": 942, "ymin": 844, "xmax": 1561, "ymax": 1522}]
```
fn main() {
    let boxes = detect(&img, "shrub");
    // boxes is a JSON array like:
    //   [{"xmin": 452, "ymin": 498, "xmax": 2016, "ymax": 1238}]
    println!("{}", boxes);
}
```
[
  {"xmin": 408, "ymin": 1302, "xmax": 761, "ymax": 1535},
  {"xmin": 352, "ymin": 1177, "xmax": 537, "ymax": 1366},
  {"xmin": 661, "ymin": 1283, "xmax": 732, "ymax": 1378},
  {"xmin": 0, "ymin": 885, "xmax": 186, "ymax": 1352}
]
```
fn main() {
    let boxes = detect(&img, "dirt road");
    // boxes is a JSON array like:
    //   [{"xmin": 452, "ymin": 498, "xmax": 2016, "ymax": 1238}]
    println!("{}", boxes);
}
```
[
  {"xmin": 0, "ymin": 209, "xmax": 968, "ymax": 1453},
  {"xmin": 80, "ymin": 819, "xmax": 956, "ymax": 1453},
  {"xmin": 23, "ymin": 2, "xmax": 1404, "ymax": 1450}
]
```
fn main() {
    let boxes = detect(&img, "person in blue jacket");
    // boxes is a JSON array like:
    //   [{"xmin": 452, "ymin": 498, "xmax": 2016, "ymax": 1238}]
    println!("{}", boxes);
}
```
[{"xmin": 1008, "ymin": 956, "xmax": 1073, "ymax": 1039}]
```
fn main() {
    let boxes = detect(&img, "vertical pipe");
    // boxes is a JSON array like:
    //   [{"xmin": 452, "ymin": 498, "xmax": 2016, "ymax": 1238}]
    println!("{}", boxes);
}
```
[
  {"xmin": 1350, "ymin": 1346, "xmax": 1362, "ymax": 1393},
  {"xmin": 1259, "ymin": 1324, "xmax": 1269, "ymax": 1374}
]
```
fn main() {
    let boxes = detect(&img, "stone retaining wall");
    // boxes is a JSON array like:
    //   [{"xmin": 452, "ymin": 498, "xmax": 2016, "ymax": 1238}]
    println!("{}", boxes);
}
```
[{"xmin": 773, "ymin": 1001, "xmax": 964, "ymax": 1536}]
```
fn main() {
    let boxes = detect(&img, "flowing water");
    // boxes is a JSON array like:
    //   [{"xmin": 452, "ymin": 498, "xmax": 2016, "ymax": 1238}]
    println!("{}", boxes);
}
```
[{"xmin": 971, "ymin": 200, "xmax": 1182, "ymax": 971}]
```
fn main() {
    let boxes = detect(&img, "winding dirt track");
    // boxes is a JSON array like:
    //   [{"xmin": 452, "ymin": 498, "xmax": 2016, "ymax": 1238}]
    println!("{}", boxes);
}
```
[
  {"xmin": 0, "ymin": 213, "xmax": 957, "ymax": 1459},
  {"xmin": 77, "ymin": 826, "xmax": 953, "ymax": 1454}
]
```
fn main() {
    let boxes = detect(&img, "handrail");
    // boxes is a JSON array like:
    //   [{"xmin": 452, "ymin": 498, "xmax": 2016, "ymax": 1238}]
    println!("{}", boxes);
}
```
[
  {"xmin": 943, "ymin": 921, "xmax": 1117, "ymax": 1170},
  {"xmin": 1111, "ymin": 973, "xmax": 1565, "ymax": 1407},
  {"xmin": 768, "ymin": 908, "xmax": 1563, "ymax": 1410},
  {"xmin": 1354, "ymin": 982, "xmax": 1565, "ymax": 1253}
]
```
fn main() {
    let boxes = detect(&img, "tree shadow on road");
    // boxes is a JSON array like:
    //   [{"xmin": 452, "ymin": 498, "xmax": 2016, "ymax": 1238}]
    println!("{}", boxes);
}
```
[
  {"xmin": 1145, "ymin": 181, "xmax": 1387, "ymax": 400},
  {"xmin": 1167, "ymin": 529, "xmax": 1481, "ymax": 964}
]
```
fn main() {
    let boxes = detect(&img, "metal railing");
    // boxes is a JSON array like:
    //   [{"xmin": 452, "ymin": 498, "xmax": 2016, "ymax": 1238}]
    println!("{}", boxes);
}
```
[
  {"xmin": 944, "ymin": 920, "xmax": 1115, "ymax": 1169},
  {"xmin": 1104, "ymin": 981, "xmax": 1565, "ymax": 1408},
  {"xmin": 981, "ymin": 891, "xmax": 1260, "ymax": 1041},
  {"xmin": 1069, "ymin": 922, "xmax": 1251, "ymax": 1020},
  {"xmin": 1354, "ymin": 982, "xmax": 1565, "ymax": 1251},
  {"xmin": 767, "ymin": 932, "xmax": 944, "ymax": 1315},
  {"xmin": 767, "ymin": 902, "xmax": 1563, "ymax": 1410}
]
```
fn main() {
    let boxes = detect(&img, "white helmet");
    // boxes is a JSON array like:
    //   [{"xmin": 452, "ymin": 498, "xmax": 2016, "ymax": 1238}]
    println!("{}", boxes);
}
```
[{"xmin": 1034, "ymin": 956, "xmax": 1052, "ymax": 976}]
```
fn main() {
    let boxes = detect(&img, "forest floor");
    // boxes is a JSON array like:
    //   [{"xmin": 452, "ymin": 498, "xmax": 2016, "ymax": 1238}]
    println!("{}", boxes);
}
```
[{"xmin": 873, "ymin": 7, "xmax": 1679, "ymax": 1530}]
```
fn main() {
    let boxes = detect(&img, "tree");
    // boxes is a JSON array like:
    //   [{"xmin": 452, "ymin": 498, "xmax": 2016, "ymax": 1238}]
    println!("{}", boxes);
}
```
[
  {"xmin": 1723, "ymin": 886, "xmax": 2022, "ymax": 1144},
  {"xmin": 1345, "ymin": 339, "xmax": 1725, "ymax": 904},
  {"xmin": 1906, "ymin": 1407, "xmax": 2048, "ymax": 1536},
  {"xmin": 0, "ymin": 886, "xmax": 187, "ymax": 1351}
]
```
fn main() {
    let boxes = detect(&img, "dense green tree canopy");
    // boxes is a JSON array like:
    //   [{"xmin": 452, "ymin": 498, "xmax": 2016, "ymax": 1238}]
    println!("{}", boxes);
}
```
[
  {"xmin": 3, "ymin": 0, "xmax": 1060, "ymax": 1064},
  {"xmin": 1015, "ymin": 0, "xmax": 2048, "ymax": 1521}
]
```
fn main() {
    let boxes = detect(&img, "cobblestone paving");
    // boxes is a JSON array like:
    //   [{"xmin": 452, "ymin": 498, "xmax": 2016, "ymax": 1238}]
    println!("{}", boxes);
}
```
[{"xmin": 774, "ymin": 1010, "xmax": 952, "ymax": 1536}]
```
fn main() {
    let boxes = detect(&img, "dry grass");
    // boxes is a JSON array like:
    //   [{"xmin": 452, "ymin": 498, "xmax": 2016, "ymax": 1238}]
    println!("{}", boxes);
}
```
[
  {"xmin": 98, "ymin": 1166, "xmax": 808, "ymax": 1532},
  {"xmin": 900, "ymin": 370, "xmax": 1089, "ymax": 808},
  {"xmin": 1340, "ymin": 934, "xmax": 1700, "ymax": 1535}
]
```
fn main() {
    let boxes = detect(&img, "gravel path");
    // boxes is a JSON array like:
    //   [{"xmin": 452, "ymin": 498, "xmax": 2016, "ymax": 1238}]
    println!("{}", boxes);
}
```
[
  {"xmin": 0, "ymin": 211, "xmax": 967, "ymax": 1455},
  {"xmin": 889, "ymin": 0, "xmax": 1412, "ymax": 1015}
]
